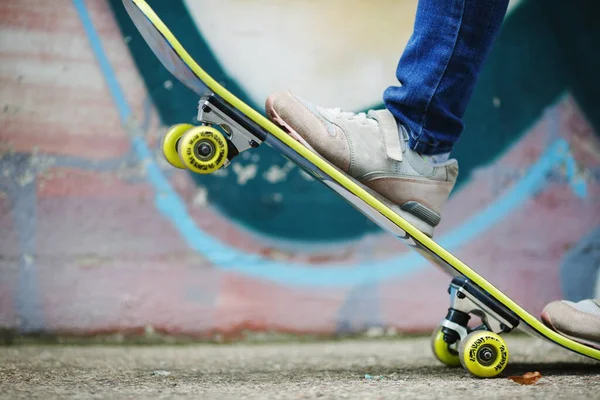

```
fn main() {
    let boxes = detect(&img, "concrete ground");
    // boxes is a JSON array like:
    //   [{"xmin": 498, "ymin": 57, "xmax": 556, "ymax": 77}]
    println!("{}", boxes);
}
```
[{"xmin": 1, "ymin": 335, "xmax": 599, "ymax": 399}]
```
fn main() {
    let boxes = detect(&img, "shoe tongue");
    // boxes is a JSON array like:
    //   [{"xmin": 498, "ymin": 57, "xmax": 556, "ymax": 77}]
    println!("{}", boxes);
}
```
[{"xmin": 368, "ymin": 110, "xmax": 403, "ymax": 162}]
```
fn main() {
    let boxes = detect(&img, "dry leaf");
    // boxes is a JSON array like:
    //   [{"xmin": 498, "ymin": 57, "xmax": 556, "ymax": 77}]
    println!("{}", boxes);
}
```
[{"xmin": 508, "ymin": 371, "xmax": 542, "ymax": 385}]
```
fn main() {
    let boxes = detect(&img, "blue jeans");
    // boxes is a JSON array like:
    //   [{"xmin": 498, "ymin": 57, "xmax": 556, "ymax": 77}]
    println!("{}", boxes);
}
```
[{"xmin": 383, "ymin": 0, "xmax": 510, "ymax": 155}]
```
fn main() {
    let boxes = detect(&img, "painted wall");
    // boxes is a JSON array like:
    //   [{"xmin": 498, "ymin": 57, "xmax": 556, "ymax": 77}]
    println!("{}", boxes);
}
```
[{"xmin": 0, "ymin": 0, "xmax": 599, "ymax": 339}]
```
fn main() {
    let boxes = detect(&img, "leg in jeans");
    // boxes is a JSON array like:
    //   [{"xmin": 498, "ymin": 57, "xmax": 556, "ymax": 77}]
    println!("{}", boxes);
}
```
[
  {"xmin": 384, "ymin": 0, "xmax": 510, "ymax": 157},
  {"xmin": 265, "ymin": 0, "xmax": 509, "ymax": 236}
]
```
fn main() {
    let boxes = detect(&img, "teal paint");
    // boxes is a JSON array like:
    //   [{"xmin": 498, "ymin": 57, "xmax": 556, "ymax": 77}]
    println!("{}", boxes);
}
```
[
  {"xmin": 98, "ymin": 1, "xmax": 596, "ymax": 287},
  {"xmin": 108, "ymin": 0, "xmax": 379, "ymax": 241},
  {"xmin": 542, "ymin": 0, "xmax": 600, "ymax": 132},
  {"xmin": 108, "ymin": 0, "xmax": 600, "ymax": 242},
  {"xmin": 452, "ymin": 0, "xmax": 565, "ymax": 188}
]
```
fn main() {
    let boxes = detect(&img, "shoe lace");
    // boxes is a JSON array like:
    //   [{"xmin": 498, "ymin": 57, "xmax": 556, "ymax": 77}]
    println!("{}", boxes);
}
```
[{"xmin": 327, "ymin": 107, "xmax": 377, "ymax": 126}]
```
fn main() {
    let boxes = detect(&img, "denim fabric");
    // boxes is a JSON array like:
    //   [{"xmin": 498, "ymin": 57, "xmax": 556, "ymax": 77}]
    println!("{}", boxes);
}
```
[{"xmin": 383, "ymin": 0, "xmax": 510, "ymax": 155}]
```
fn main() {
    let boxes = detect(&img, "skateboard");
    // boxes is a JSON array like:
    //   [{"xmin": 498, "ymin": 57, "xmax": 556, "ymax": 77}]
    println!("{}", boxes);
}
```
[{"xmin": 123, "ymin": 0, "xmax": 600, "ymax": 378}]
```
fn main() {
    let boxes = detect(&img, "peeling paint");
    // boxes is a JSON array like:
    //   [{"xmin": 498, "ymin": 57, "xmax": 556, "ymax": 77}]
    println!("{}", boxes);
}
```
[
  {"xmin": 271, "ymin": 193, "xmax": 283, "ymax": 203},
  {"xmin": 15, "ymin": 170, "xmax": 35, "ymax": 187},
  {"xmin": 263, "ymin": 163, "xmax": 294, "ymax": 184},
  {"xmin": 232, "ymin": 162, "xmax": 258, "ymax": 185},
  {"xmin": 192, "ymin": 185, "xmax": 208, "ymax": 207},
  {"xmin": 212, "ymin": 168, "xmax": 229, "ymax": 177}
]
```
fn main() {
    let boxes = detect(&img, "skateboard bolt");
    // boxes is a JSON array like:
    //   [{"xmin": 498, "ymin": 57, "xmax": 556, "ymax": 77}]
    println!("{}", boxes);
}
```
[
  {"xmin": 199, "ymin": 143, "xmax": 212, "ymax": 157},
  {"xmin": 457, "ymin": 291, "xmax": 466, "ymax": 299},
  {"xmin": 476, "ymin": 345, "xmax": 496, "ymax": 366},
  {"xmin": 202, "ymin": 105, "xmax": 212, "ymax": 113},
  {"xmin": 480, "ymin": 349, "xmax": 492, "ymax": 361},
  {"xmin": 249, "ymin": 140, "xmax": 259, "ymax": 148}
]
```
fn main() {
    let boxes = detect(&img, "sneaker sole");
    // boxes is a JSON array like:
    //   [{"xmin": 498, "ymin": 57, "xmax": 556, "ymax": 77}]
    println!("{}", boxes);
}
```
[{"xmin": 541, "ymin": 310, "xmax": 600, "ymax": 350}]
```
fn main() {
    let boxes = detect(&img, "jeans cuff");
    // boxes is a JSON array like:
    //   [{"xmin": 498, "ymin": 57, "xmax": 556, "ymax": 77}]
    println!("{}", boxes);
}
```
[{"xmin": 408, "ymin": 133, "xmax": 454, "ymax": 155}]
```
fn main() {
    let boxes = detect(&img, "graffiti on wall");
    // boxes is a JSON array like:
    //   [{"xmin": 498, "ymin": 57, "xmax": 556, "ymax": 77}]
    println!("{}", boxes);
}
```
[{"xmin": 0, "ymin": 0, "xmax": 599, "ymax": 337}]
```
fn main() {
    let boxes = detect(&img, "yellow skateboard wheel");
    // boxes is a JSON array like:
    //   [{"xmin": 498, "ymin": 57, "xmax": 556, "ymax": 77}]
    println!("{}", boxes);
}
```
[
  {"xmin": 162, "ymin": 123, "xmax": 193, "ymax": 169},
  {"xmin": 431, "ymin": 327, "xmax": 461, "ymax": 367},
  {"xmin": 458, "ymin": 331, "xmax": 508, "ymax": 378},
  {"xmin": 178, "ymin": 126, "xmax": 228, "ymax": 174}
]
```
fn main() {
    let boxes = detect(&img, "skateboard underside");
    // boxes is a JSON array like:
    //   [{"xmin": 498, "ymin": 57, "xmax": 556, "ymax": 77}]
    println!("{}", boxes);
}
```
[{"xmin": 123, "ymin": 0, "xmax": 600, "ymax": 375}]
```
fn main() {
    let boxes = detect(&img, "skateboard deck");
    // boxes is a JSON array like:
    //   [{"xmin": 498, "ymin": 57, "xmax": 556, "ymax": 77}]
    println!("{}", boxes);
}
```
[{"xmin": 123, "ymin": 0, "xmax": 600, "ymax": 377}]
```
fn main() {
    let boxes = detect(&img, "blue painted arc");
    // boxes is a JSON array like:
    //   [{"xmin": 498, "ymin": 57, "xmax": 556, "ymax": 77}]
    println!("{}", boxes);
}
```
[{"xmin": 75, "ymin": 0, "xmax": 573, "ymax": 287}]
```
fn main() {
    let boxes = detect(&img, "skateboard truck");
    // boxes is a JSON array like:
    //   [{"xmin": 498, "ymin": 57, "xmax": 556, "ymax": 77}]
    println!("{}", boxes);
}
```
[
  {"xmin": 196, "ymin": 93, "xmax": 267, "ymax": 167},
  {"xmin": 440, "ymin": 277, "xmax": 520, "ymax": 345}
]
